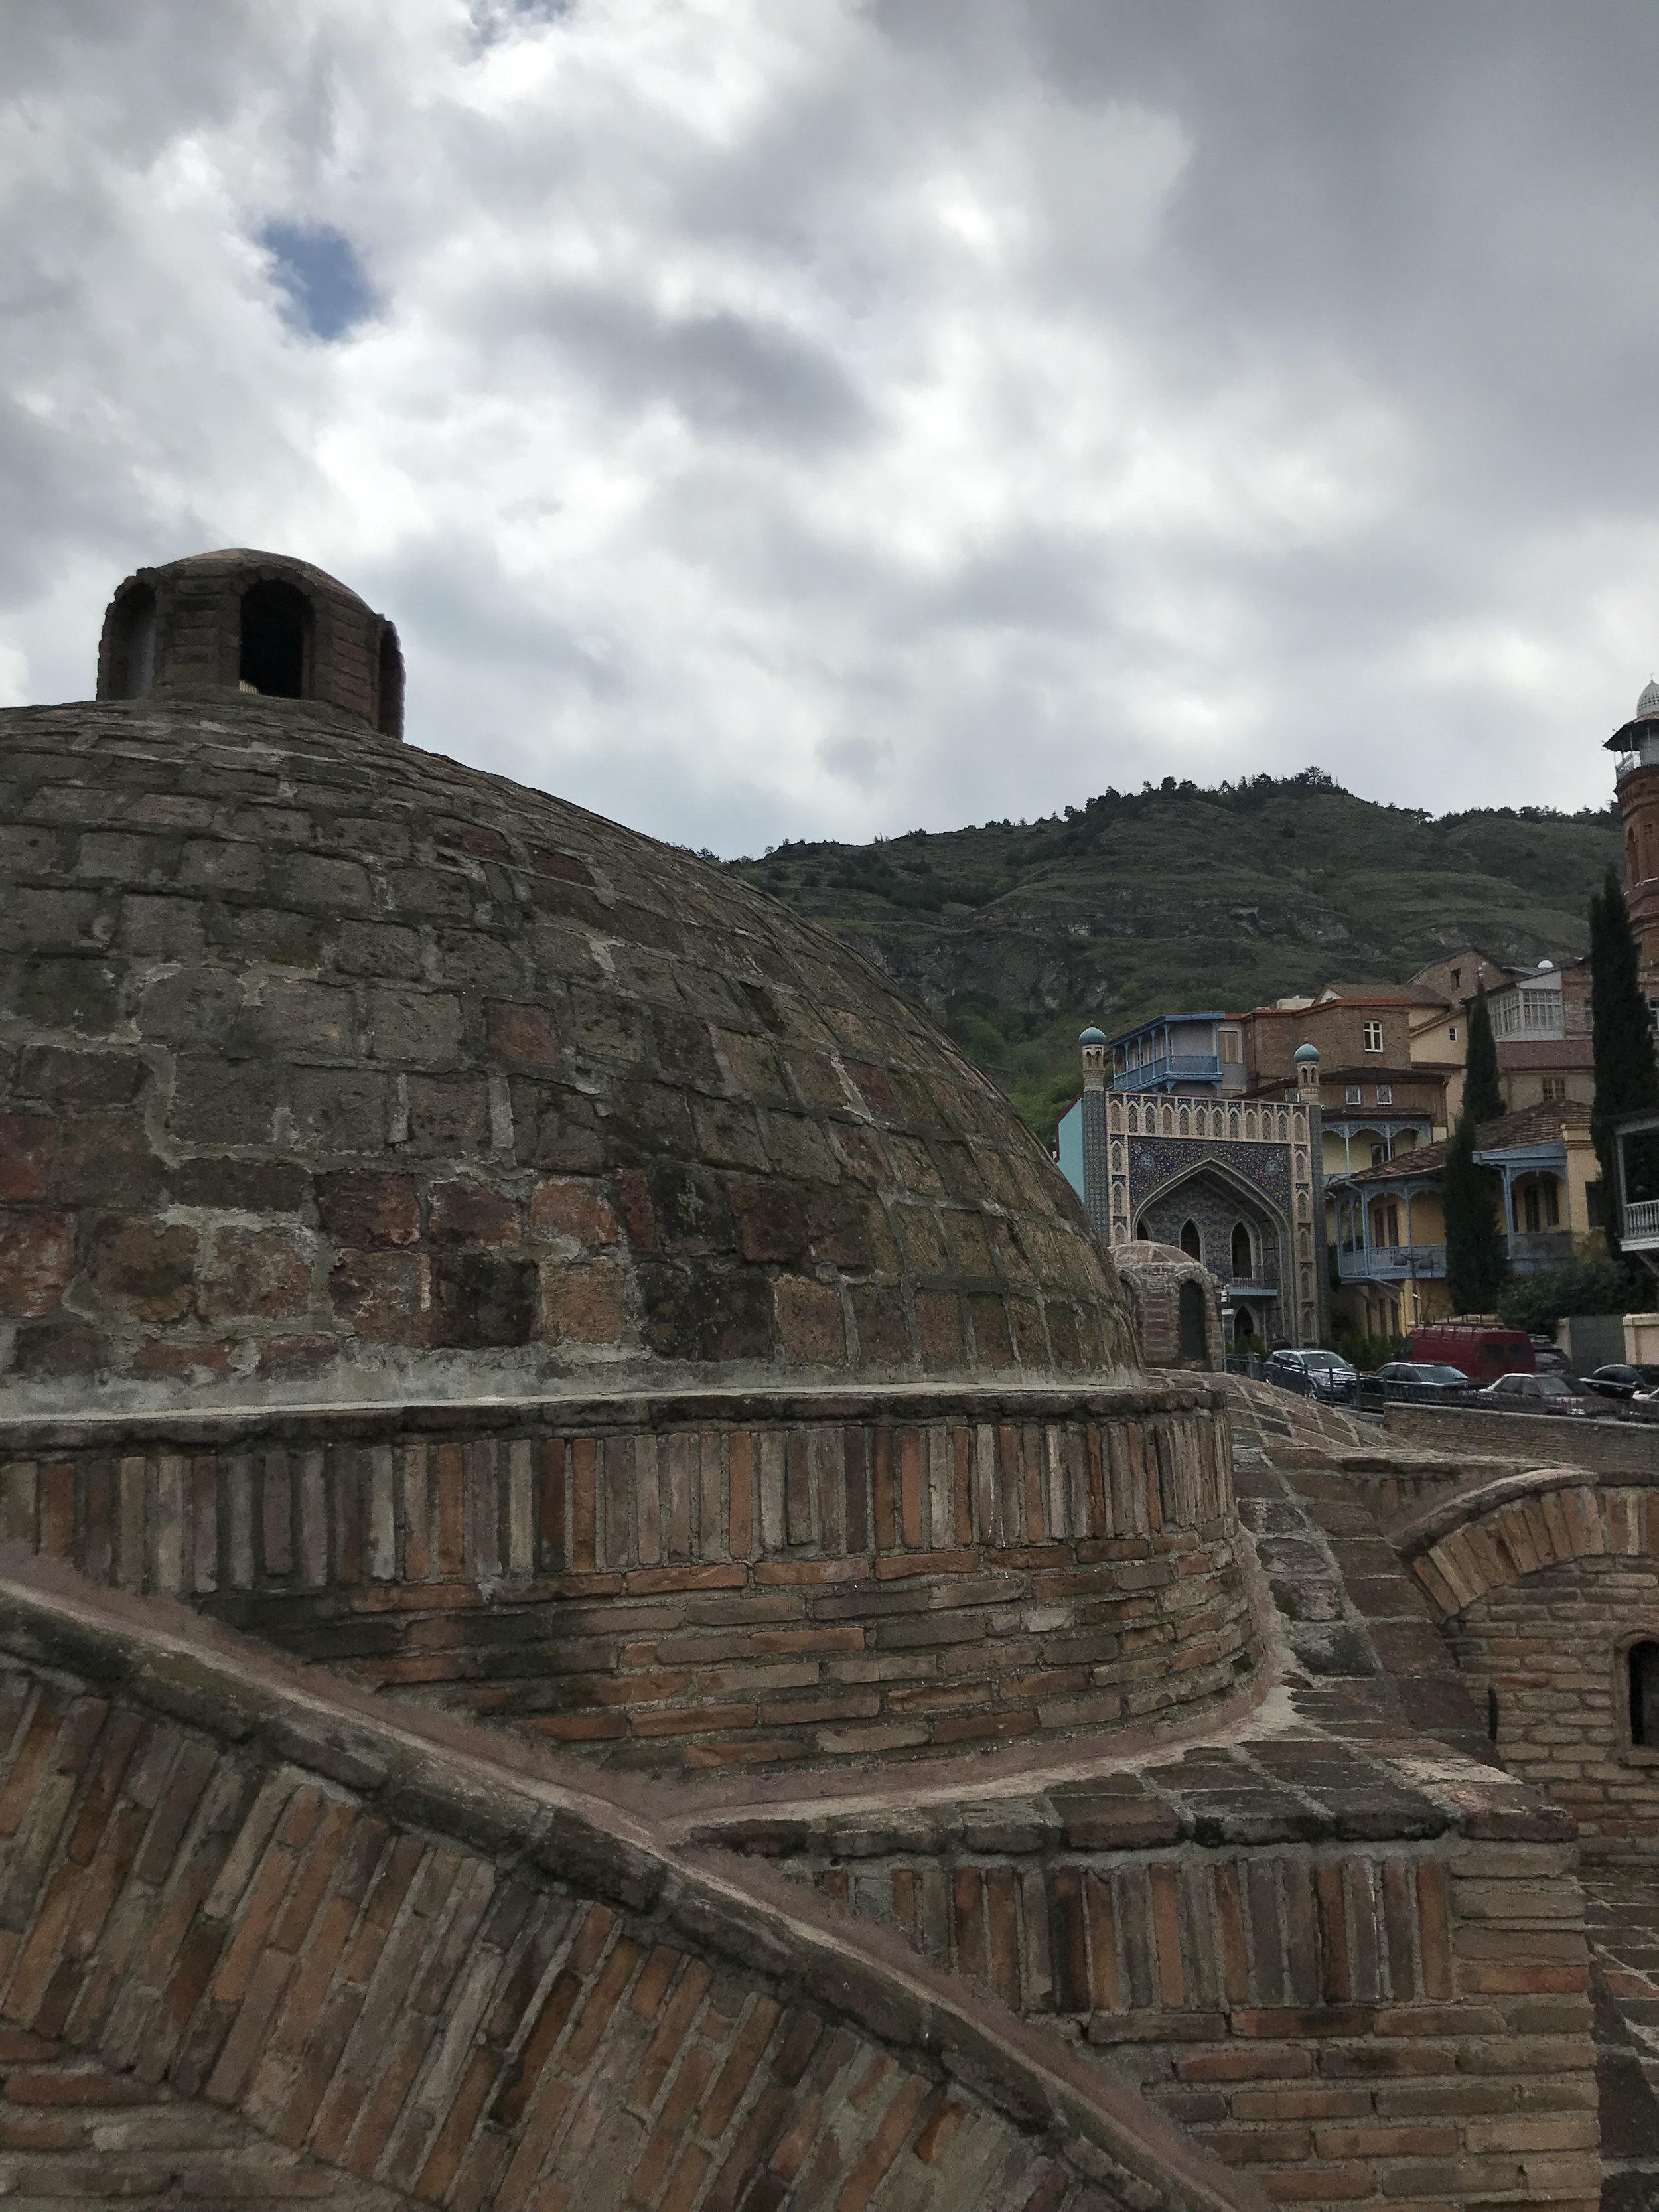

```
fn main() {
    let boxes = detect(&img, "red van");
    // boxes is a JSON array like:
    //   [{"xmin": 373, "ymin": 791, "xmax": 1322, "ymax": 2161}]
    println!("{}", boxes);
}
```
[{"xmin": 1407, "ymin": 1323, "xmax": 1536, "ymax": 1384}]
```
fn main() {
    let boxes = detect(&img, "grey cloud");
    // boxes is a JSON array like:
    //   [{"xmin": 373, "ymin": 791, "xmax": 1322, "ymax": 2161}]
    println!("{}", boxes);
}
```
[{"xmin": 3, "ymin": 0, "xmax": 1658, "ymax": 850}]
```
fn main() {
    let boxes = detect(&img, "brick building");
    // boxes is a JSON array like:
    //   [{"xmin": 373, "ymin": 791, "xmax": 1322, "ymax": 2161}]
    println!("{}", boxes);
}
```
[{"xmin": 0, "ymin": 551, "xmax": 1635, "ymax": 2210}]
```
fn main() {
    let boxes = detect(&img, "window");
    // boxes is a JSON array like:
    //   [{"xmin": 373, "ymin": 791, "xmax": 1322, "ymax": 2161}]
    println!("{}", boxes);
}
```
[
  {"xmin": 1370, "ymin": 1144, "xmax": 1384, "ymax": 1166},
  {"xmin": 1448, "ymin": 1026, "xmax": 1457, "ymax": 1043},
  {"xmin": 1542, "ymin": 1076, "xmax": 1567, "ymax": 1102},
  {"xmin": 1219, "ymin": 1029, "xmax": 1242, "ymax": 1063},
  {"xmin": 1345, "ymin": 1084, "xmax": 1362, "ymax": 1105},
  {"xmin": 376, "ymin": 625, "xmax": 405, "ymax": 739},
  {"xmin": 1179, "ymin": 1218, "xmax": 1202, "ymax": 1262},
  {"xmin": 1587, "ymin": 1179, "xmax": 1606, "ymax": 1228},
  {"xmin": 1362, "ymin": 1020, "xmax": 1384, "ymax": 1053},
  {"xmin": 1231, "ymin": 1222, "xmax": 1252, "ymax": 1277},
  {"xmin": 1631, "ymin": 1641, "xmax": 1659, "ymax": 1749},
  {"xmin": 1177, "ymin": 1280, "xmax": 1208, "ymax": 1361},
  {"xmin": 239, "ymin": 581, "xmax": 310, "ymax": 698},
  {"xmin": 1451, "ymin": 968, "xmax": 1461, "ymax": 990},
  {"xmin": 108, "ymin": 584, "xmax": 157, "ymax": 698},
  {"xmin": 1522, "ymin": 1180, "xmax": 1561, "ymax": 1233},
  {"xmin": 1376, "ymin": 1085, "xmax": 1392, "ymax": 1104}
]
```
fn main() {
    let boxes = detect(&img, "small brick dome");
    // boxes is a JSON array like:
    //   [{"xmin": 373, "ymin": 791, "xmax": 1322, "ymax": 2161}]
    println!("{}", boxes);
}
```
[
  {"xmin": 96, "ymin": 550, "xmax": 403, "ymax": 739},
  {"xmin": 1, "ymin": 563, "xmax": 1137, "ymax": 1407}
]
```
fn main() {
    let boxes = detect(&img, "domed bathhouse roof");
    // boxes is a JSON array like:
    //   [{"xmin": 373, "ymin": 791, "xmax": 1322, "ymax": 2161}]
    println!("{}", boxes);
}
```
[
  {"xmin": 0, "ymin": 546, "xmax": 1265, "ymax": 1773},
  {"xmin": 0, "ymin": 554, "xmax": 1611, "ymax": 2211},
  {"xmin": 6, "ymin": 551, "xmax": 1135, "ymax": 1411}
]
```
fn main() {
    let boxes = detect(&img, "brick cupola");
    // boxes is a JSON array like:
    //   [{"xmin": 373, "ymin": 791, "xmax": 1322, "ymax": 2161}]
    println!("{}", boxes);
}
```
[{"xmin": 96, "ymin": 549, "xmax": 404, "ymax": 739}]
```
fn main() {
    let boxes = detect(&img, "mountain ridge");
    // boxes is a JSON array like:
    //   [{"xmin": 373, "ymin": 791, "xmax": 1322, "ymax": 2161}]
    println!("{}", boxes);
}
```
[{"xmin": 718, "ymin": 769, "xmax": 1621, "ymax": 1139}]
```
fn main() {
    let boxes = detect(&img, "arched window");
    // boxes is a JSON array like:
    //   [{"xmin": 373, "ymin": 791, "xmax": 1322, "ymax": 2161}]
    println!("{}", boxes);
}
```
[
  {"xmin": 1179, "ymin": 1218, "xmax": 1202, "ymax": 1262},
  {"xmin": 1230, "ymin": 1222, "xmax": 1252, "ymax": 1278},
  {"xmin": 1631, "ymin": 1641, "xmax": 1659, "ymax": 1748},
  {"xmin": 239, "ymin": 581, "xmax": 311, "ymax": 698},
  {"xmin": 1177, "ymin": 1279, "xmax": 1207, "ymax": 1361},
  {"xmin": 377, "ymin": 624, "xmax": 405, "ymax": 739},
  {"xmin": 108, "ymin": 585, "xmax": 156, "ymax": 698},
  {"xmin": 1234, "ymin": 1305, "xmax": 1253, "ymax": 1345}
]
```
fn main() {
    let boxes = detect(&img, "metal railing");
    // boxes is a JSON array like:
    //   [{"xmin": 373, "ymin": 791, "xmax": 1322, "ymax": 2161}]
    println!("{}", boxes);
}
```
[
  {"xmin": 1113, "ymin": 1053, "xmax": 1222, "ymax": 1092},
  {"xmin": 1336, "ymin": 1244, "xmax": 1447, "ymax": 1282}
]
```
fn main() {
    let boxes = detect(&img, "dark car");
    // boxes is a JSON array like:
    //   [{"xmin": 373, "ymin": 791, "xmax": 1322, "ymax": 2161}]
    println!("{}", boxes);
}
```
[
  {"xmin": 1369, "ymin": 1360, "xmax": 1473, "ymax": 1404},
  {"xmin": 1263, "ymin": 1349, "xmax": 1358, "ymax": 1403},
  {"xmin": 1475, "ymin": 1372, "xmax": 1597, "ymax": 1416},
  {"xmin": 1581, "ymin": 1364, "xmax": 1659, "ymax": 1402},
  {"xmin": 1529, "ymin": 1339, "xmax": 1571, "ymax": 1375}
]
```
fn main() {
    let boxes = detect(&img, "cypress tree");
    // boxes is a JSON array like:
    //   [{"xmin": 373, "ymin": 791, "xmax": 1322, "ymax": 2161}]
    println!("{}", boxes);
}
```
[
  {"xmin": 1589, "ymin": 866, "xmax": 1659, "ymax": 1257},
  {"xmin": 1463, "ymin": 984, "xmax": 1504, "ymax": 1125},
  {"xmin": 1443, "ymin": 1107, "xmax": 1509, "ymax": 1314}
]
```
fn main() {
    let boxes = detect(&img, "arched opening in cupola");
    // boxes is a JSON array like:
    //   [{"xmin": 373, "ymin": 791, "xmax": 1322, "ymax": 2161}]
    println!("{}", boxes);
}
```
[
  {"xmin": 239, "ymin": 581, "xmax": 310, "ymax": 698},
  {"xmin": 376, "ymin": 623, "xmax": 405, "ymax": 739},
  {"xmin": 111, "ymin": 586, "xmax": 157, "ymax": 698}
]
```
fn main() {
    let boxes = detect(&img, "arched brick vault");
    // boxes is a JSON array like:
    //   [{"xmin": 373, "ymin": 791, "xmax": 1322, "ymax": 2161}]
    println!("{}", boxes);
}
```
[
  {"xmin": 1395, "ymin": 1465, "xmax": 1659, "ymax": 1850},
  {"xmin": 1394, "ymin": 1467, "xmax": 1659, "ymax": 1623},
  {"xmin": 0, "ymin": 1551, "xmax": 1260, "ymax": 2212}
]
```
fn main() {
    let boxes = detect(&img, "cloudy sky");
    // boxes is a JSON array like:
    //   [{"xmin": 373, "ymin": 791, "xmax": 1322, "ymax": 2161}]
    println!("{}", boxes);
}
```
[{"xmin": 6, "ymin": 1, "xmax": 1659, "ymax": 853}]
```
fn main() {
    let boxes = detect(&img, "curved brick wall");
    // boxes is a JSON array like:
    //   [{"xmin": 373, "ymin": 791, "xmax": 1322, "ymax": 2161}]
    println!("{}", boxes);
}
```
[
  {"xmin": 0, "ymin": 694, "xmax": 1135, "ymax": 1409},
  {"xmin": 1401, "ymin": 1467, "xmax": 1659, "ymax": 1842},
  {"xmin": 0, "ymin": 1555, "xmax": 1260, "ymax": 2212},
  {"xmin": 0, "ymin": 1380, "xmax": 1252, "ymax": 1771}
]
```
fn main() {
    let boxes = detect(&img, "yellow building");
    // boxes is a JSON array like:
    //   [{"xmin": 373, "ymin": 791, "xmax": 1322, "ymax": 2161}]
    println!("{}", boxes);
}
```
[{"xmin": 1327, "ymin": 1102, "xmax": 1601, "ymax": 1339}]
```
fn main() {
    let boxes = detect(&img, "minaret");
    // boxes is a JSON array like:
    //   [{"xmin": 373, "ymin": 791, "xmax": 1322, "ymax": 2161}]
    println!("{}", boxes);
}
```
[
  {"xmin": 1078, "ymin": 1027, "xmax": 1110, "ymax": 1242},
  {"xmin": 1294, "ymin": 1043, "xmax": 1329, "ymax": 1346},
  {"xmin": 1605, "ymin": 678, "xmax": 1659, "ymax": 997}
]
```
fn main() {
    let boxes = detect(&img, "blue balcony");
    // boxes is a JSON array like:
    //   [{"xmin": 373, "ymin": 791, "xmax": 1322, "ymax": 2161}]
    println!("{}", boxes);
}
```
[{"xmin": 1113, "ymin": 1053, "xmax": 1222, "ymax": 1093}]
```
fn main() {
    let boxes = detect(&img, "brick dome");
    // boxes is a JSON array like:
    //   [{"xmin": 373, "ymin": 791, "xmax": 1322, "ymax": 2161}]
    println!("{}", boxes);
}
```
[{"xmin": 1, "ymin": 583, "xmax": 1136, "ymax": 1408}]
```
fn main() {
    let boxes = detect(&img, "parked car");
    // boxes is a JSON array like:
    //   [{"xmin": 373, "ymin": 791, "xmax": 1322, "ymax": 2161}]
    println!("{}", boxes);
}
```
[
  {"xmin": 1528, "ymin": 1338, "xmax": 1571, "ymax": 1375},
  {"xmin": 1368, "ymin": 1360, "xmax": 1474, "ymax": 1403},
  {"xmin": 1263, "ymin": 1349, "xmax": 1358, "ymax": 1403},
  {"xmin": 1475, "ymin": 1371, "xmax": 1597, "ymax": 1416},
  {"xmin": 1580, "ymin": 1364, "xmax": 1659, "ymax": 1402},
  {"xmin": 1407, "ymin": 1323, "xmax": 1536, "ymax": 1384}
]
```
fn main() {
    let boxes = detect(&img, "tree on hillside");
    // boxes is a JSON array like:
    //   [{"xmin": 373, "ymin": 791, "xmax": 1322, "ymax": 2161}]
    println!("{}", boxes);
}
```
[
  {"xmin": 1589, "ymin": 866, "xmax": 1659, "ymax": 1257},
  {"xmin": 1443, "ymin": 1108, "xmax": 1509, "ymax": 1313},
  {"xmin": 1463, "ymin": 985, "xmax": 1504, "ymax": 1124}
]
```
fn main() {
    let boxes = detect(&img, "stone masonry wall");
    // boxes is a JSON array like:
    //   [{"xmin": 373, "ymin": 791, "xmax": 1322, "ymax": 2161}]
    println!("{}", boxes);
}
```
[
  {"xmin": 796, "ymin": 1830, "xmax": 1599, "ymax": 2212},
  {"xmin": 1450, "ymin": 1553, "xmax": 1659, "ymax": 1842},
  {"xmin": 0, "ymin": 1556, "xmax": 1256, "ymax": 2212},
  {"xmin": 0, "ymin": 698, "xmax": 1134, "ymax": 1406},
  {"xmin": 1382, "ymin": 1404, "xmax": 1659, "ymax": 1476},
  {"xmin": 1401, "ymin": 1473, "xmax": 1659, "ymax": 1842},
  {"xmin": 0, "ymin": 1386, "xmax": 1256, "ymax": 1771}
]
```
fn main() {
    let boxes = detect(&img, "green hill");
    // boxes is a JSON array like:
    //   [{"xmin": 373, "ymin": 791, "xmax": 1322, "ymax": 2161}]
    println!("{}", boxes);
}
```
[{"xmin": 721, "ymin": 770, "xmax": 1622, "ymax": 1142}]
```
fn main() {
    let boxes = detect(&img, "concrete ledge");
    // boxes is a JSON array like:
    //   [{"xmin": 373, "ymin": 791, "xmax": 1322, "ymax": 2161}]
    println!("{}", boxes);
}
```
[{"xmin": 1382, "ymin": 1399, "xmax": 1659, "ymax": 1475}]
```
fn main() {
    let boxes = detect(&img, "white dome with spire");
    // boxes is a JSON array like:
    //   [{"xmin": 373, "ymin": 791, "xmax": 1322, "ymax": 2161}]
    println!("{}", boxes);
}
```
[{"xmin": 1637, "ymin": 676, "xmax": 1659, "ymax": 721}]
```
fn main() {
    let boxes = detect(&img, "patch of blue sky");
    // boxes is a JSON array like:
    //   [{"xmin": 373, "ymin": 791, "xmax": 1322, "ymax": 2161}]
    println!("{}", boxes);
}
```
[{"xmin": 260, "ymin": 223, "xmax": 374, "ymax": 343}]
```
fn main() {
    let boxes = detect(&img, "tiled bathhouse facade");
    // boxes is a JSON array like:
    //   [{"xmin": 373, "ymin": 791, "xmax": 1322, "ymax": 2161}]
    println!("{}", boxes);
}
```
[{"xmin": 1061, "ymin": 1033, "xmax": 1327, "ymax": 1348}]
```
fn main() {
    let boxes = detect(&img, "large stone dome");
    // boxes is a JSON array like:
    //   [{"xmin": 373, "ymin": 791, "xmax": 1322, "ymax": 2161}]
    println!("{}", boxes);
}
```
[{"xmin": 0, "ymin": 571, "xmax": 1137, "ymax": 1408}]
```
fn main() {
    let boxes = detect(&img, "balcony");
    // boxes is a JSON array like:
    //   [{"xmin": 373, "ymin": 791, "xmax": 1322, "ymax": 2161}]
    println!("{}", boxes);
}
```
[
  {"xmin": 1623, "ymin": 1199, "xmax": 1659, "ymax": 1252},
  {"xmin": 1506, "ymin": 1229, "xmax": 1577, "ymax": 1270},
  {"xmin": 1338, "ymin": 1244, "xmax": 1446, "ymax": 1283},
  {"xmin": 1113, "ymin": 1053, "xmax": 1221, "ymax": 1093}
]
